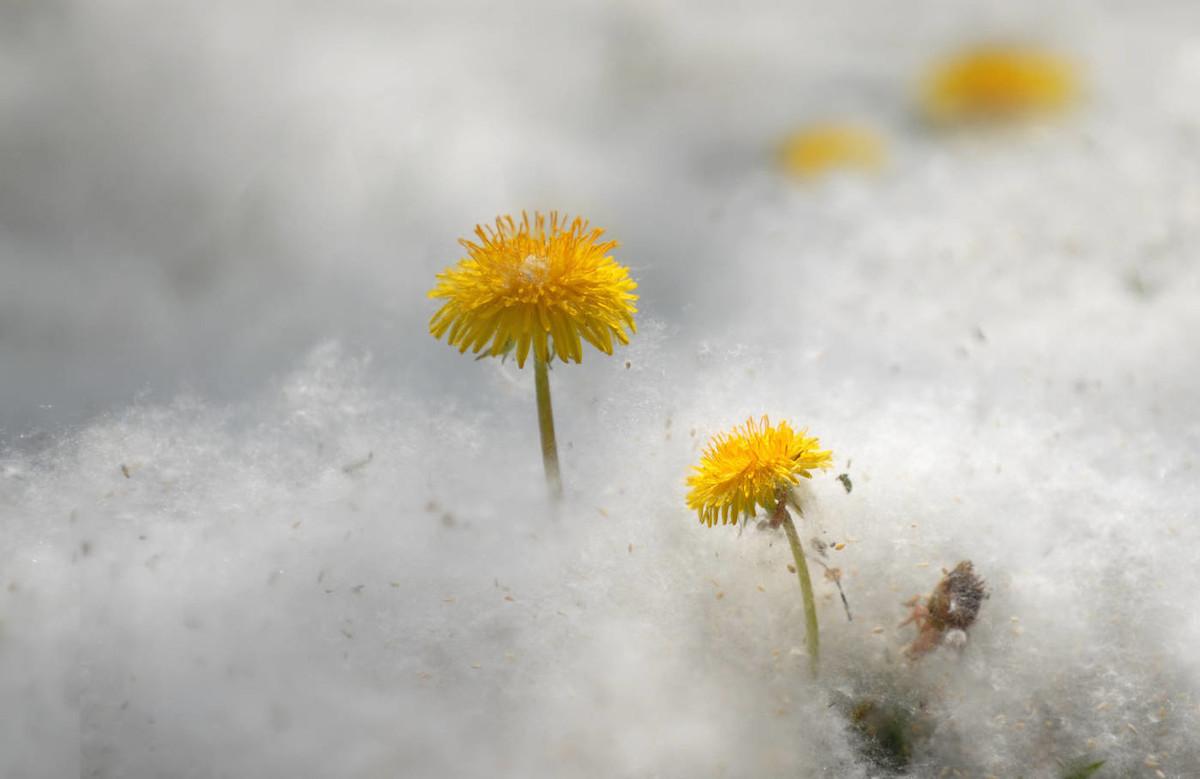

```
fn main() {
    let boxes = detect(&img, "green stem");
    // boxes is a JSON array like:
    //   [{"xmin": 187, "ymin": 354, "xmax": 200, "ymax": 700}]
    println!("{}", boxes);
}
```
[
  {"xmin": 776, "ymin": 494, "xmax": 819, "ymax": 677},
  {"xmin": 533, "ymin": 353, "xmax": 563, "ymax": 500}
]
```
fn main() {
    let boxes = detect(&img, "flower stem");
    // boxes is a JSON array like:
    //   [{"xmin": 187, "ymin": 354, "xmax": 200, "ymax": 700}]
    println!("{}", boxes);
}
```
[
  {"xmin": 775, "ymin": 494, "xmax": 819, "ymax": 677},
  {"xmin": 533, "ymin": 353, "xmax": 563, "ymax": 500}
]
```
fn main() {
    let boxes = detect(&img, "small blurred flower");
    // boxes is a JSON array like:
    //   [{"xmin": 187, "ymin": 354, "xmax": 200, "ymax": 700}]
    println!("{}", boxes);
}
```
[
  {"xmin": 778, "ymin": 123, "xmax": 885, "ymax": 179},
  {"xmin": 687, "ymin": 416, "xmax": 832, "ymax": 527},
  {"xmin": 429, "ymin": 211, "xmax": 637, "ymax": 368},
  {"xmin": 922, "ymin": 45, "xmax": 1077, "ymax": 124}
]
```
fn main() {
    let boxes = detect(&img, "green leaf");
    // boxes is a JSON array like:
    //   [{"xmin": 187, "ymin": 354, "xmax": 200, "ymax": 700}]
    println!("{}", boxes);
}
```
[{"xmin": 1061, "ymin": 759, "xmax": 1105, "ymax": 779}]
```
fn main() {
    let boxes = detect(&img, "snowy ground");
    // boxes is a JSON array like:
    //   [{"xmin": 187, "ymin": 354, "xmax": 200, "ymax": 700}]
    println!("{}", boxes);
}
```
[{"xmin": 3, "ymin": 1, "xmax": 1200, "ymax": 777}]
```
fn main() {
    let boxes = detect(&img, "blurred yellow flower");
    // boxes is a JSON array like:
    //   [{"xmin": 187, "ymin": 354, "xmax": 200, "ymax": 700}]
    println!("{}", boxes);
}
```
[
  {"xmin": 429, "ymin": 212, "xmax": 637, "ymax": 368},
  {"xmin": 687, "ymin": 416, "xmax": 832, "ymax": 527},
  {"xmin": 779, "ymin": 123, "xmax": 885, "ymax": 179},
  {"xmin": 922, "ymin": 45, "xmax": 1077, "ymax": 124}
]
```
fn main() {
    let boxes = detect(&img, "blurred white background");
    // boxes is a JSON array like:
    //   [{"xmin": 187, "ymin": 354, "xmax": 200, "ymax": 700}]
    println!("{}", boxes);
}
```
[{"xmin": 2, "ymin": 1, "xmax": 1199, "ymax": 776}]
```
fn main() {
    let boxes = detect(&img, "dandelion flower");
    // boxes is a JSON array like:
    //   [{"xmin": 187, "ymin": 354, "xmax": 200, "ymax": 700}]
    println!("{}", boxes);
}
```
[
  {"xmin": 428, "ymin": 211, "xmax": 637, "ymax": 368},
  {"xmin": 922, "ymin": 45, "xmax": 1077, "ymax": 124},
  {"xmin": 687, "ymin": 416, "xmax": 832, "ymax": 528},
  {"xmin": 779, "ymin": 123, "xmax": 885, "ymax": 179},
  {"xmin": 428, "ymin": 211, "xmax": 637, "ymax": 500},
  {"xmin": 685, "ymin": 415, "xmax": 834, "ymax": 676}
]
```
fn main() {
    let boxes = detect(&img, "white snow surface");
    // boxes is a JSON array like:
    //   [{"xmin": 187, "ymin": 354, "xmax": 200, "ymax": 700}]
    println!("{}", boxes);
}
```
[{"xmin": 2, "ymin": 0, "xmax": 1200, "ymax": 777}]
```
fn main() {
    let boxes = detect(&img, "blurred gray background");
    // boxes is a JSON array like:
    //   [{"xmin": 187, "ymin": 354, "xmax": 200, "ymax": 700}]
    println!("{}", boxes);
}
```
[
  {"xmin": 12, "ymin": 0, "xmax": 1195, "ymax": 440},
  {"xmin": 4, "ymin": 3, "xmax": 1200, "ymax": 777}
]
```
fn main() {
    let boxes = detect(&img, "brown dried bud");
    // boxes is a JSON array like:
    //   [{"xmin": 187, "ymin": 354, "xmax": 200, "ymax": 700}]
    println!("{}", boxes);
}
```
[
  {"xmin": 925, "ymin": 561, "xmax": 987, "ymax": 632},
  {"xmin": 903, "ymin": 561, "xmax": 988, "ymax": 659}
]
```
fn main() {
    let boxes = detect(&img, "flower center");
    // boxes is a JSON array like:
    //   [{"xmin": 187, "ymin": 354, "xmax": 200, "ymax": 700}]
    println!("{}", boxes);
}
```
[{"xmin": 518, "ymin": 254, "xmax": 550, "ymax": 284}]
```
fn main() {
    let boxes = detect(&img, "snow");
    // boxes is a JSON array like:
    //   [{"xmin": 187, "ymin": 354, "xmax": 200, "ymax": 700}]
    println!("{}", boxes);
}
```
[{"xmin": 2, "ymin": 0, "xmax": 1199, "ymax": 776}]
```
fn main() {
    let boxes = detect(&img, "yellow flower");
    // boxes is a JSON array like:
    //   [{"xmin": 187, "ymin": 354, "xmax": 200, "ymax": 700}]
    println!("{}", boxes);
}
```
[
  {"xmin": 922, "ymin": 45, "xmax": 1077, "ymax": 124},
  {"xmin": 428, "ymin": 212, "xmax": 637, "ymax": 368},
  {"xmin": 686, "ymin": 416, "xmax": 832, "ymax": 527},
  {"xmin": 779, "ymin": 123, "xmax": 885, "ymax": 179}
]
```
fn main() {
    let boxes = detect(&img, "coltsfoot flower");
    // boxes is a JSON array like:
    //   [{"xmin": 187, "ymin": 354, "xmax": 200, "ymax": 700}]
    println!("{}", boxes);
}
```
[
  {"xmin": 687, "ymin": 416, "xmax": 833, "ymax": 527},
  {"xmin": 428, "ymin": 211, "xmax": 637, "ymax": 368},
  {"xmin": 922, "ymin": 45, "xmax": 1077, "ymax": 124},
  {"xmin": 779, "ymin": 123, "xmax": 885, "ymax": 179}
]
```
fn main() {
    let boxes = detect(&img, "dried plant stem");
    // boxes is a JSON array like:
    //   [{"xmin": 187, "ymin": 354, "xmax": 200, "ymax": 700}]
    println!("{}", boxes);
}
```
[
  {"xmin": 775, "ymin": 493, "xmax": 819, "ymax": 677},
  {"xmin": 533, "ymin": 354, "xmax": 563, "ymax": 500}
]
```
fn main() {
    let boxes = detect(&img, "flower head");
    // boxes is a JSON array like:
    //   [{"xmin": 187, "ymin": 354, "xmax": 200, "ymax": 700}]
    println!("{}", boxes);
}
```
[
  {"xmin": 428, "ymin": 212, "xmax": 637, "ymax": 368},
  {"xmin": 686, "ymin": 416, "xmax": 832, "ymax": 527},
  {"xmin": 779, "ymin": 123, "xmax": 885, "ymax": 179},
  {"xmin": 922, "ymin": 45, "xmax": 1077, "ymax": 124}
]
